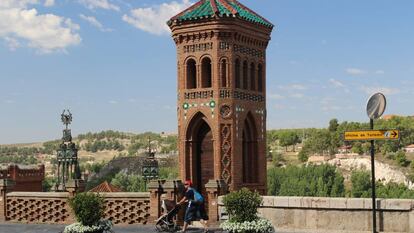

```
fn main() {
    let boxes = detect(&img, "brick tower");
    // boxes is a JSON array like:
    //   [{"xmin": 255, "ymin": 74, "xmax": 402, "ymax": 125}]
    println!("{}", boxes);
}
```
[{"xmin": 168, "ymin": 0, "xmax": 273, "ymax": 195}]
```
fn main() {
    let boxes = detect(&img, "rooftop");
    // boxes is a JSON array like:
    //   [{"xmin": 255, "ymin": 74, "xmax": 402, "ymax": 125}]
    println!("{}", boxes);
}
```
[{"xmin": 168, "ymin": 0, "xmax": 273, "ymax": 28}]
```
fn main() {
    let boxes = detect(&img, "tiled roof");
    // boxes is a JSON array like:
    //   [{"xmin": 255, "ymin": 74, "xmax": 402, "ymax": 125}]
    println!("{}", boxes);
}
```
[
  {"xmin": 89, "ymin": 181, "xmax": 123, "ymax": 193},
  {"xmin": 169, "ymin": 0, "xmax": 273, "ymax": 28}
]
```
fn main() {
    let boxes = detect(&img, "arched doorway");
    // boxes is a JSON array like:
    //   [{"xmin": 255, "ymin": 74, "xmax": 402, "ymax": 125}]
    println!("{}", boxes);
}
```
[
  {"xmin": 242, "ymin": 112, "xmax": 258, "ymax": 183},
  {"xmin": 186, "ymin": 113, "xmax": 214, "ymax": 195}
]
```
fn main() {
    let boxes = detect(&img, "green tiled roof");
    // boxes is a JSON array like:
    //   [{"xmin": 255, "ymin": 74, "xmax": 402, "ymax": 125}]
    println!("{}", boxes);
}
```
[{"xmin": 169, "ymin": 0, "xmax": 273, "ymax": 28}]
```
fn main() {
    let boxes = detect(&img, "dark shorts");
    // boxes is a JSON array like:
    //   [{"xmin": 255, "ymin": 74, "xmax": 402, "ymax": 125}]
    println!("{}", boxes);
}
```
[{"xmin": 184, "ymin": 201, "xmax": 208, "ymax": 223}]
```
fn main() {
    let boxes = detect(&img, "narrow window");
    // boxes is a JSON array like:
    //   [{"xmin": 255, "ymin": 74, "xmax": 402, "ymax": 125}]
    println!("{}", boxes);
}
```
[
  {"xmin": 243, "ymin": 61, "xmax": 248, "ymax": 90},
  {"xmin": 258, "ymin": 64, "xmax": 263, "ymax": 92},
  {"xmin": 235, "ymin": 59, "xmax": 241, "ymax": 88},
  {"xmin": 201, "ymin": 57, "xmax": 212, "ymax": 88},
  {"xmin": 250, "ymin": 63, "xmax": 256, "ymax": 91},
  {"xmin": 221, "ymin": 59, "xmax": 227, "ymax": 87},
  {"xmin": 186, "ymin": 59, "xmax": 197, "ymax": 89}
]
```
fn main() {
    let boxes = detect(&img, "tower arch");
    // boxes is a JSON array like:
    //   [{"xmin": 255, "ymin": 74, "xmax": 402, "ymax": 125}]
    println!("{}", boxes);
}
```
[
  {"xmin": 242, "ymin": 112, "xmax": 259, "ymax": 183},
  {"xmin": 185, "ymin": 112, "xmax": 215, "ymax": 194}
]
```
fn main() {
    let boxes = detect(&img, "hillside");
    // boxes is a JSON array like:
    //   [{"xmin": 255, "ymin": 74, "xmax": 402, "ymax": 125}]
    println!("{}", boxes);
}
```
[{"xmin": 1, "ymin": 116, "xmax": 414, "ymax": 193}]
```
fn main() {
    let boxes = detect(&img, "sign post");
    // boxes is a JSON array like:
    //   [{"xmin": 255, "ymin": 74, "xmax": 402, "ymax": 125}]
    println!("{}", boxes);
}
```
[
  {"xmin": 365, "ymin": 93, "xmax": 386, "ymax": 233},
  {"xmin": 345, "ymin": 93, "xmax": 388, "ymax": 233}
]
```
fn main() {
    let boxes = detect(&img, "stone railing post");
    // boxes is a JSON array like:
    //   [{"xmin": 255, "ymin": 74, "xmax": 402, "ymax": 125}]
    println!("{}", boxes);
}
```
[
  {"xmin": 148, "ymin": 180, "xmax": 163, "ymax": 222},
  {"xmin": 205, "ymin": 179, "xmax": 228, "ymax": 225},
  {"xmin": 66, "ymin": 179, "xmax": 85, "ymax": 197},
  {"xmin": 0, "ymin": 179, "xmax": 15, "ymax": 222}
]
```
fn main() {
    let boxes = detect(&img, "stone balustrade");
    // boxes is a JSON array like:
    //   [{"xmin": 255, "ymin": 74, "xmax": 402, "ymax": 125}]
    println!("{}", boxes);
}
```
[{"xmin": 219, "ymin": 196, "xmax": 414, "ymax": 233}]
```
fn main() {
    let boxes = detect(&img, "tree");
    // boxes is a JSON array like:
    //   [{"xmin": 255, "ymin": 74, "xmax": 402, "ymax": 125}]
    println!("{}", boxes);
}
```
[
  {"xmin": 350, "ymin": 170, "xmax": 371, "ymax": 198},
  {"xmin": 278, "ymin": 131, "xmax": 300, "ymax": 152},
  {"xmin": 328, "ymin": 119, "xmax": 339, "ymax": 132}
]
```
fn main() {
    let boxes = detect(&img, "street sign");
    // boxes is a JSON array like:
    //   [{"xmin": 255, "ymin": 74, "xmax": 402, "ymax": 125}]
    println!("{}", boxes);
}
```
[{"xmin": 344, "ymin": 130, "xmax": 399, "ymax": 141}]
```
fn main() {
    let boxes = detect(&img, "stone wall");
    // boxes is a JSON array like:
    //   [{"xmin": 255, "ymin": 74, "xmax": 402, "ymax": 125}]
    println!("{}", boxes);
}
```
[
  {"xmin": 219, "ymin": 196, "xmax": 414, "ymax": 233},
  {"xmin": 1, "ymin": 191, "xmax": 150, "ymax": 225}
]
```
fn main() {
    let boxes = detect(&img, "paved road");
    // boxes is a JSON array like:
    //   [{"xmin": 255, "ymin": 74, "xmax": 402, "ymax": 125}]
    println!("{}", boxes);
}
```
[{"xmin": 0, "ymin": 223, "xmax": 295, "ymax": 233}]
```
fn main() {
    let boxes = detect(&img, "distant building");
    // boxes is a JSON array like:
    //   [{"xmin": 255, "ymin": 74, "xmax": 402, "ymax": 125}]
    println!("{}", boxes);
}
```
[
  {"xmin": 404, "ymin": 144, "xmax": 414, "ymax": 153},
  {"xmin": 0, "ymin": 164, "xmax": 45, "ymax": 192},
  {"xmin": 89, "ymin": 181, "xmax": 123, "ymax": 192}
]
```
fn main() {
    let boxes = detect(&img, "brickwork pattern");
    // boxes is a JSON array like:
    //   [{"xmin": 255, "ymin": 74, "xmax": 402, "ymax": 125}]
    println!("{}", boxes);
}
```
[
  {"xmin": 3, "ymin": 192, "xmax": 150, "ymax": 225},
  {"xmin": 6, "ymin": 192, "xmax": 72, "ymax": 224},
  {"xmin": 103, "ymin": 194, "xmax": 150, "ymax": 224}
]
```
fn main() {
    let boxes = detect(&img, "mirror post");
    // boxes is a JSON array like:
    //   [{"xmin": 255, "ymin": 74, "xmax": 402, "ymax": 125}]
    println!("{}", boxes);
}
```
[{"xmin": 370, "ymin": 119, "xmax": 377, "ymax": 233}]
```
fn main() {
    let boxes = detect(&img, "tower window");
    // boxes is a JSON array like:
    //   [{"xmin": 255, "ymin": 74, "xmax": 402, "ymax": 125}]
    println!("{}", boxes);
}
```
[
  {"xmin": 243, "ymin": 61, "xmax": 248, "ymax": 90},
  {"xmin": 186, "ymin": 59, "xmax": 197, "ymax": 89},
  {"xmin": 235, "ymin": 59, "xmax": 241, "ymax": 88},
  {"xmin": 221, "ymin": 59, "xmax": 228, "ymax": 88},
  {"xmin": 258, "ymin": 64, "xmax": 263, "ymax": 92},
  {"xmin": 201, "ymin": 57, "xmax": 212, "ymax": 88},
  {"xmin": 250, "ymin": 63, "xmax": 256, "ymax": 91}
]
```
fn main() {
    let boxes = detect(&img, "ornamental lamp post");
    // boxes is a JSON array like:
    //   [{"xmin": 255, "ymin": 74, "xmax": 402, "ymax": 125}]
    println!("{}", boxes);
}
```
[{"xmin": 141, "ymin": 138, "xmax": 159, "ymax": 190}]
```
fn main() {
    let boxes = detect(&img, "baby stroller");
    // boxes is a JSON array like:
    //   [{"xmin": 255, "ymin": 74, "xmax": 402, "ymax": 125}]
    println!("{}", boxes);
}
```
[{"xmin": 155, "ymin": 199, "xmax": 181, "ymax": 232}]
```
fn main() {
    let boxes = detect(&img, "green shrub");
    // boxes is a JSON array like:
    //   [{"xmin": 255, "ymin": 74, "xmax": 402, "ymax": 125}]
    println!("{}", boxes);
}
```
[
  {"xmin": 267, "ymin": 165, "xmax": 345, "ymax": 197},
  {"xmin": 68, "ymin": 192, "xmax": 104, "ymax": 226},
  {"xmin": 222, "ymin": 188, "xmax": 262, "ymax": 223},
  {"xmin": 395, "ymin": 151, "xmax": 410, "ymax": 167},
  {"xmin": 350, "ymin": 170, "xmax": 371, "ymax": 198}
]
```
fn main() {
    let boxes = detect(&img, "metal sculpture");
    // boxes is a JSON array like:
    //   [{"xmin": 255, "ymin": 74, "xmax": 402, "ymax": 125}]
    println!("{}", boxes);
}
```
[{"xmin": 55, "ymin": 110, "xmax": 81, "ymax": 191}]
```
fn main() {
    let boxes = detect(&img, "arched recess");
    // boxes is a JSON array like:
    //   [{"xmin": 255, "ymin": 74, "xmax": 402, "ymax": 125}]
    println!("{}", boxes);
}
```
[
  {"xmin": 220, "ymin": 58, "xmax": 228, "ymax": 88},
  {"xmin": 185, "ymin": 112, "xmax": 214, "ymax": 194},
  {"xmin": 243, "ymin": 60, "xmax": 248, "ymax": 90},
  {"xmin": 235, "ymin": 59, "xmax": 241, "ymax": 88},
  {"xmin": 250, "ymin": 62, "xmax": 256, "ymax": 91},
  {"xmin": 258, "ymin": 64, "xmax": 263, "ymax": 92},
  {"xmin": 242, "ymin": 112, "xmax": 258, "ymax": 183},
  {"xmin": 186, "ymin": 59, "xmax": 197, "ymax": 89},
  {"xmin": 201, "ymin": 57, "xmax": 212, "ymax": 88}
]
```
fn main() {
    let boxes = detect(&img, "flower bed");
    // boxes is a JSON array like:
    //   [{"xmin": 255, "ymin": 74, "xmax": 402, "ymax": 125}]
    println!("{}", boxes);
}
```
[
  {"xmin": 63, "ymin": 219, "xmax": 113, "ymax": 233},
  {"xmin": 221, "ymin": 218, "xmax": 274, "ymax": 233}
]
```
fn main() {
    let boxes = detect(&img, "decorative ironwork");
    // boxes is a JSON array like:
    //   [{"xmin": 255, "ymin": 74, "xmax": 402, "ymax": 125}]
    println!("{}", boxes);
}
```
[
  {"xmin": 142, "ymin": 138, "xmax": 159, "ymax": 180},
  {"xmin": 55, "ymin": 110, "xmax": 82, "ymax": 192}
]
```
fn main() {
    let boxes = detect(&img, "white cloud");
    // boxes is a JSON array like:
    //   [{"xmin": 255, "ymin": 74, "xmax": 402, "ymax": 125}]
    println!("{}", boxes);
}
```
[
  {"xmin": 79, "ymin": 0, "xmax": 120, "ymax": 11},
  {"xmin": 44, "ymin": 0, "xmax": 54, "ymax": 7},
  {"xmin": 346, "ymin": 68, "xmax": 366, "ymax": 75},
  {"xmin": 123, "ymin": 0, "xmax": 193, "ymax": 35},
  {"xmin": 3, "ymin": 99, "xmax": 15, "ymax": 104},
  {"xmin": 109, "ymin": 100, "xmax": 118, "ymax": 104},
  {"xmin": 3, "ymin": 37, "xmax": 21, "ymax": 50},
  {"xmin": 290, "ymin": 93, "xmax": 304, "ymax": 99},
  {"xmin": 329, "ymin": 78, "xmax": 344, "ymax": 88},
  {"xmin": 80, "ymin": 14, "xmax": 112, "ymax": 32},
  {"xmin": 361, "ymin": 86, "xmax": 400, "ymax": 95},
  {"xmin": 0, "ymin": 1, "xmax": 81, "ymax": 53},
  {"xmin": 278, "ymin": 84, "xmax": 307, "ymax": 90},
  {"xmin": 375, "ymin": 70, "xmax": 385, "ymax": 75},
  {"xmin": 268, "ymin": 94, "xmax": 285, "ymax": 100}
]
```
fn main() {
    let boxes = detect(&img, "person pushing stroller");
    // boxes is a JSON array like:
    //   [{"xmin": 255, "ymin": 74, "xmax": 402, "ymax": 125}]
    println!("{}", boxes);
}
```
[{"xmin": 177, "ymin": 180, "xmax": 209, "ymax": 233}]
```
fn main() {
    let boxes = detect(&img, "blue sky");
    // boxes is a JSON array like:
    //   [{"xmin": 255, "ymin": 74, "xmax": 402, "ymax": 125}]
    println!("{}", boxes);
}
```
[{"xmin": 0, "ymin": 0, "xmax": 413, "ymax": 144}]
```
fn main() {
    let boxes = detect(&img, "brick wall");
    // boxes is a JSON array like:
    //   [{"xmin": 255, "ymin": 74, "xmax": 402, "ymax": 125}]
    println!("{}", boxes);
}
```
[{"xmin": 3, "ymin": 192, "xmax": 150, "ymax": 225}]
